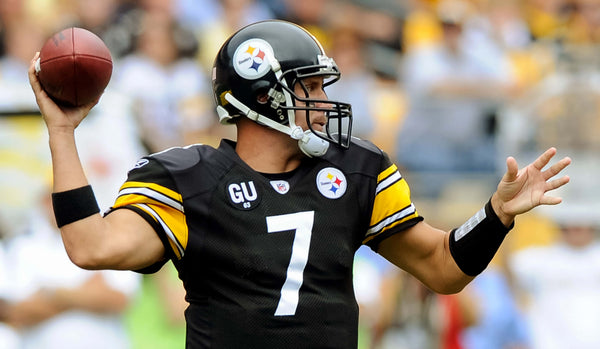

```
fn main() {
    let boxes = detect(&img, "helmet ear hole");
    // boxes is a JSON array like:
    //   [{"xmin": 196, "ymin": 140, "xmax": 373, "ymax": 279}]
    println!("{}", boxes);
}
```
[
  {"xmin": 251, "ymin": 81, "xmax": 271, "ymax": 105},
  {"xmin": 256, "ymin": 90, "xmax": 269, "ymax": 104}
]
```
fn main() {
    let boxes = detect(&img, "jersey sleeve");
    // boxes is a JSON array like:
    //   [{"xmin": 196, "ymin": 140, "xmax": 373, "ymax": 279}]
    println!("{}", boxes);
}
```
[
  {"xmin": 363, "ymin": 152, "xmax": 423, "ymax": 249},
  {"xmin": 106, "ymin": 157, "xmax": 188, "ymax": 262}
]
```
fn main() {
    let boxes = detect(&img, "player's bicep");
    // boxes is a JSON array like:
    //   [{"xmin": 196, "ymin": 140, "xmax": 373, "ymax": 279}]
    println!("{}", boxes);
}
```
[
  {"xmin": 102, "ymin": 207, "xmax": 166, "ymax": 271},
  {"xmin": 109, "ymin": 157, "xmax": 188, "ymax": 263}
]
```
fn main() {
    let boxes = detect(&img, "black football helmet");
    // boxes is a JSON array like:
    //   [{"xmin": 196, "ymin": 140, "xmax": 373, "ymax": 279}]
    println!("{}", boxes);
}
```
[{"xmin": 212, "ymin": 20, "xmax": 352, "ymax": 157}]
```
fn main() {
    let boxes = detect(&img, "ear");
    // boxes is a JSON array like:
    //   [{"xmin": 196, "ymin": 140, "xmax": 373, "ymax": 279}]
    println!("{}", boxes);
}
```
[{"xmin": 256, "ymin": 92, "xmax": 269, "ymax": 104}]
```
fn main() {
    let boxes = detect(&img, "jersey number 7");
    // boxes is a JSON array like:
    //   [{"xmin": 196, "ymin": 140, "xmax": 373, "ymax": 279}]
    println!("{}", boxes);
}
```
[{"xmin": 266, "ymin": 211, "xmax": 314, "ymax": 316}]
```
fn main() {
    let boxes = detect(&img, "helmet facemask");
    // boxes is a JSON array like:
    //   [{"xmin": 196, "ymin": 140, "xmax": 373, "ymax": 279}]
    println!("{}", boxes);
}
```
[{"xmin": 277, "ymin": 57, "xmax": 353, "ymax": 150}]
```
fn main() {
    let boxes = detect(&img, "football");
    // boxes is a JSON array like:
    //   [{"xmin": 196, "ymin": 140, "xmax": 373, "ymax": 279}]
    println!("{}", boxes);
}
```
[{"xmin": 35, "ymin": 27, "xmax": 113, "ymax": 107}]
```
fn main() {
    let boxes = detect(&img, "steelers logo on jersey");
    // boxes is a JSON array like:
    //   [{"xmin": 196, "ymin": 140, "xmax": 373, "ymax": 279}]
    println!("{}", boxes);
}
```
[
  {"xmin": 316, "ymin": 167, "xmax": 347, "ymax": 199},
  {"xmin": 233, "ymin": 38, "xmax": 274, "ymax": 80}
]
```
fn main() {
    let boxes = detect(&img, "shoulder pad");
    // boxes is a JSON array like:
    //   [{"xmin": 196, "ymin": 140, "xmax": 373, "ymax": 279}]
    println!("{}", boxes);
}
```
[
  {"xmin": 149, "ymin": 145, "xmax": 205, "ymax": 172},
  {"xmin": 322, "ymin": 137, "xmax": 384, "ymax": 177}
]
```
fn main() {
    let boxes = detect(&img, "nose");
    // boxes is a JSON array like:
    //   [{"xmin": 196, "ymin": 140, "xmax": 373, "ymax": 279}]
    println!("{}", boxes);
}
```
[
  {"xmin": 311, "ymin": 90, "xmax": 332, "ymax": 109},
  {"xmin": 314, "ymin": 88, "xmax": 328, "ymax": 101}
]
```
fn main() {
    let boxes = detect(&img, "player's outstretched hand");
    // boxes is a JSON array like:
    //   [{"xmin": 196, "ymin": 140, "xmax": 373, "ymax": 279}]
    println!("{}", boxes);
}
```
[
  {"xmin": 492, "ymin": 147, "xmax": 571, "ymax": 225},
  {"xmin": 28, "ymin": 52, "xmax": 97, "ymax": 132}
]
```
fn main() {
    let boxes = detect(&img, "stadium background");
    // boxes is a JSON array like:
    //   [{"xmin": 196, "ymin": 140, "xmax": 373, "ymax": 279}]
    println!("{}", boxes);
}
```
[{"xmin": 0, "ymin": 0, "xmax": 599, "ymax": 348}]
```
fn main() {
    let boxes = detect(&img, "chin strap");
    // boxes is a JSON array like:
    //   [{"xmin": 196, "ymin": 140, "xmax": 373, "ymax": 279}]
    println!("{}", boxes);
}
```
[{"xmin": 221, "ymin": 92, "xmax": 329, "ymax": 157}]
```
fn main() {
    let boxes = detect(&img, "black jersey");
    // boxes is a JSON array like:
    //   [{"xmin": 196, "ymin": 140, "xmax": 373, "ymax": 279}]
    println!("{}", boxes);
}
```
[{"xmin": 109, "ymin": 139, "xmax": 422, "ymax": 348}]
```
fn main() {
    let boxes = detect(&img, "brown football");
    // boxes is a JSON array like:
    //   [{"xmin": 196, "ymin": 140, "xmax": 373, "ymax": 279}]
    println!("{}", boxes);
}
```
[{"xmin": 36, "ymin": 27, "xmax": 112, "ymax": 107}]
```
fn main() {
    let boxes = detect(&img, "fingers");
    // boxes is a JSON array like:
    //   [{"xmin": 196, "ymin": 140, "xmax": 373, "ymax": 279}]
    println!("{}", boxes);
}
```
[
  {"xmin": 542, "ymin": 156, "xmax": 572, "ymax": 180},
  {"xmin": 540, "ymin": 160, "xmax": 571, "ymax": 206},
  {"xmin": 539, "ymin": 195, "xmax": 563, "ymax": 206},
  {"xmin": 503, "ymin": 156, "xmax": 519, "ymax": 182},
  {"xmin": 546, "ymin": 175, "xmax": 570, "ymax": 192},
  {"xmin": 532, "ymin": 147, "xmax": 557, "ymax": 170}
]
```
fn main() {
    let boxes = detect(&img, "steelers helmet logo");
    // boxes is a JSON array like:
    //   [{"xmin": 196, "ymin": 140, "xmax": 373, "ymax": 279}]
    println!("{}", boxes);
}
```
[
  {"xmin": 316, "ymin": 167, "xmax": 347, "ymax": 199},
  {"xmin": 233, "ymin": 38, "xmax": 274, "ymax": 80}
]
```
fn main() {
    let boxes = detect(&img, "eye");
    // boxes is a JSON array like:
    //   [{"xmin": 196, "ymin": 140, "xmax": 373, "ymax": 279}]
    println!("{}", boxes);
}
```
[{"xmin": 305, "ymin": 82, "xmax": 323, "ymax": 93}]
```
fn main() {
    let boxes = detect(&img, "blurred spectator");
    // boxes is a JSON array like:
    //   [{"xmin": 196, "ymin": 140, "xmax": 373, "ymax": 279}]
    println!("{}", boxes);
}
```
[
  {"xmin": 523, "ymin": 0, "xmax": 571, "ymax": 42},
  {"xmin": 353, "ymin": 246, "xmax": 402, "ymax": 349},
  {"xmin": 125, "ymin": 264, "xmax": 187, "ymax": 349},
  {"xmin": 565, "ymin": 0, "xmax": 600, "ymax": 44},
  {"xmin": 428, "ymin": 256, "xmax": 529, "ymax": 349},
  {"xmin": 336, "ymin": 1, "xmax": 406, "ymax": 78},
  {"xmin": 0, "ymin": 234, "xmax": 21, "ymax": 349},
  {"xmin": 437, "ymin": 292, "xmax": 473, "ymax": 349},
  {"xmin": 458, "ymin": 265, "xmax": 531, "ymax": 349},
  {"xmin": 279, "ymin": 0, "xmax": 340, "ymax": 54},
  {"xmin": 378, "ymin": 272, "xmax": 439, "ymax": 349},
  {"xmin": 325, "ymin": 16, "xmax": 377, "ymax": 139},
  {"xmin": 174, "ymin": 0, "xmax": 222, "ymax": 31},
  {"xmin": 64, "ymin": 0, "xmax": 137, "ymax": 59},
  {"xmin": 191, "ymin": 0, "xmax": 275, "ymax": 70},
  {"xmin": 113, "ymin": 10, "xmax": 215, "ymax": 153},
  {"xmin": 509, "ymin": 210, "xmax": 600, "ymax": 349},
  {"xmin": 1, "ymin": 193, "xmax": 141, "ymax": 349},
  {"xmin": 256, "ymin": 0, "xmax": 289, "ymax": 18},
  {"xmin": 479, "ymin": 0, "xmax": 532, "ymax": 51},
  {"xmin": 395, "ymin": 0, "xmax": 517, "ymax": 197},
  {"xmin": 0, "ymin": 18, "xmax": 51, "ymax": 238},
  {"xmin": 0, "ymin": 16, "xmax": 46, "ymax": 111},
  {"xmin": 0, "ymin": 0, "xmax": 31, "ymax": 56},
  {"xmin": 281, "ymin": 0, "xmax": 330, "ymax": 35}
]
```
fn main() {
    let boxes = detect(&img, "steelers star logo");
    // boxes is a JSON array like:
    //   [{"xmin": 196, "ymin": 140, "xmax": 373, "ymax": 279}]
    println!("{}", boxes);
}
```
[
  {"xmin": 233, "ymin": 38, "xmax": 274, "ymax": 80},
  {"xmin": 316, "ymin": 167, "xmax": 347, "ymax": 199}
]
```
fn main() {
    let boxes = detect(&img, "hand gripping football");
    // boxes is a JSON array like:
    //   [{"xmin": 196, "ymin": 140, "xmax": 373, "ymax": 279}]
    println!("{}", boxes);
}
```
[{"xmin": 35, "ymin": 27, "xmax": 113, "ymax": 107}]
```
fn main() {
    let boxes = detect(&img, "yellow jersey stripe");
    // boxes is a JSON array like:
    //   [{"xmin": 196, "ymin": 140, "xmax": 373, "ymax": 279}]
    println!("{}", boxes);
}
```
[
  {"xmin": 112, "ymin": 181, "xmax": 188, "ymax": 260},
  {"xmin": 135, "ymin": 203, "xmax": 186, "ymax": 259},
  {"xmin": 370, "ymin": 171, "xmax": 413, "ymax": 224},
  {"xmin": 377, "ymin": 164, "xmax": 398, "ymax": 183},
  {"xmin": 117, "ymin": 186, "xmax": 184, "ymax": 211},
  {"xmin": 366, "ymin": 167, "xmax": 419, "ymax": 242},
  {"xmin": 365, "ymin": 204, "xmax": 417, "ymax": 240},
  {"xmin": 119, "ymin": 181, "xmax": 182, "ymax": 207},
  {"xmin": 376, "ymin": 170, "xmax": 402, "ymax": 194}
]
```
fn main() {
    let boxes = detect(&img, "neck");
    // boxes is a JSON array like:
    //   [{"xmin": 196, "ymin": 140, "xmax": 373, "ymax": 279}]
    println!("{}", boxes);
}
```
[{"xmin": 235, "ymin": 119, "xmax": 304, "ymax": 173}]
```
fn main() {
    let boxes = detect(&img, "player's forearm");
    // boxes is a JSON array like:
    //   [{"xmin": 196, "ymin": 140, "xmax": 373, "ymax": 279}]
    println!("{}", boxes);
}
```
[
  {"xmin": 47, "ymin": 129, "xmax": 109, "ymax": 268},
  {"xmin": 48, "ymin": 127, "xmax": 89, "ymax": 192}
]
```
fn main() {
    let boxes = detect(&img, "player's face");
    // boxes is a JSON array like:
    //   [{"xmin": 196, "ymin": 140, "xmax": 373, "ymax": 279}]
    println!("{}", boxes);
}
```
[{"xmin": 293, "ymin": 76, "xmax": 329, "ymax": 132}]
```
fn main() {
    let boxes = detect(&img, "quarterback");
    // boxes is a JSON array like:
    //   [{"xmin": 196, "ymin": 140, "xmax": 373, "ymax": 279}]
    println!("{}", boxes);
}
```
[{"xmin": 29, "ymin": 20, "xmax": 571, "ymax": 348}]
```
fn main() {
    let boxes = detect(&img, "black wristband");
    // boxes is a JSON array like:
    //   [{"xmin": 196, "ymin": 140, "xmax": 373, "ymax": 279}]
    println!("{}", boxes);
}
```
[
  {"xmin": 449, "ymin": 199, "xmax": 514, "ymax": 276},
  {"xmin": 51, "ymin": 185, "xmax": 100, "ymax": 228}
]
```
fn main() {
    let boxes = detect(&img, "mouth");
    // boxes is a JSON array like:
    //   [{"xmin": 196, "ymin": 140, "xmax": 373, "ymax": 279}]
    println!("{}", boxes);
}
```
[{"xmin": 311, "ymin": 121, "xmax": 326, "ymax": 132}]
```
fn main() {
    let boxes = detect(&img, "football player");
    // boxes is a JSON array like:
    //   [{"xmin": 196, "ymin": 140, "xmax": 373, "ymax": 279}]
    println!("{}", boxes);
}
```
[{"xmin": 29, "ymin": 20, "xmax": 571, "ymax": 348}]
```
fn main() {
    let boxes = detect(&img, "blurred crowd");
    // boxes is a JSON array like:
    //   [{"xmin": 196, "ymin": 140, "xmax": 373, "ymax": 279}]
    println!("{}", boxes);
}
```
[{"xmin": 0, "ymin": 0, "xmax": 599, "ymax": 348}]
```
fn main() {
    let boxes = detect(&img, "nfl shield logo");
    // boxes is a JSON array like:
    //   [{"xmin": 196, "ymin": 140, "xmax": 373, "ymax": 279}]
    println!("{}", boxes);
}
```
[{"xmin": 270, "ymin": 180, "xmax": 290, "ymax": 195}]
